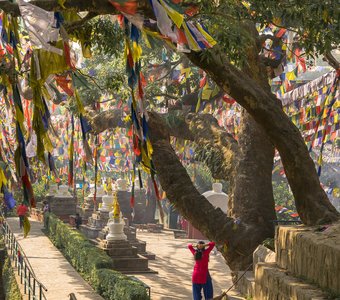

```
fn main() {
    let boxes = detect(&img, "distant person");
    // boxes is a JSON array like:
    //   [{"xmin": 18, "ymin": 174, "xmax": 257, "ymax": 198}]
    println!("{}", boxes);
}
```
[
  {"xmin": 75, "ymin": 213, "xmax": 82, "ymax": 229},
  {"xmin": 188, "ymin": 241, "xmax": 216, "ymax": 300},
  {"xmin": 16, "ymin": 203, "xmax": 28, "ymax": 229},
  {"xmin": 43, "ymin": 201, "xmax": 50, "ymax": 228}
]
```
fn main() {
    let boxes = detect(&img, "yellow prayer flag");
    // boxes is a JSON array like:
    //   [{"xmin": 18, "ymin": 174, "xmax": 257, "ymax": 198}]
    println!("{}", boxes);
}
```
[
  {"xmin": 286, "ymin": 70, "xmax": 296, "ymax": 81},
  {"xmin": 160, "ymin": 0, "xmax": 184, "ymax": 28},
  {"xmin": 23, "ymin": 216, "xmax": 31, "ymax": 238}
]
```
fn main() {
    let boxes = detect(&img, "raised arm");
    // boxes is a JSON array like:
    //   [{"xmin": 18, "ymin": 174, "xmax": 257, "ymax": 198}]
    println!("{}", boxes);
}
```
[
  {"xmin": 205, "ymin": 242, "xmax": 216, "ymax": 254},
  {"xmin": 188, "ymin": 244, "xmax": 195, "ymax": 255}
]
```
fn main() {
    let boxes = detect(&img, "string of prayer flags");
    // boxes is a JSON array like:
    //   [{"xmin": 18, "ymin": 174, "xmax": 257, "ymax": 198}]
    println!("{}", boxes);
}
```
[
  {"xmin": 23, "ymin": 215, "xmax": 31, "ymax": 238},
  {"xmin": 0, "ymin": 166, "xmax": 15, "ymax": 210},
  {"xmin": 93, "ymin": 136, "xmax": 100, "ymax": 207},
  {"xmin": 315, "ymin": 78, "xmax": 339, "ymax": 176},
  {"xmin": 68, "ymin": 115, "xmax": 74, "ymax": 186},
  {"xmin": 12, "ymin": 83, "xmax": 36, "ymax": 208},
  {"xmin": 17, "ymin": 0, "xmax": 62, "ymax": 55},
  {"xmin": 147, "ymin": 0, "xmax": 217, "ymax": 52},
  {"xmin": 3, "ymin": 188, "xmax": 16, "ymax": 210},
  {"xmin": 130, "ymin": 164, "xmax": 135, "ymax": 208},
  {"xmin": 109, "ymin": 0, "xmax": 138, "ymax": 15}
]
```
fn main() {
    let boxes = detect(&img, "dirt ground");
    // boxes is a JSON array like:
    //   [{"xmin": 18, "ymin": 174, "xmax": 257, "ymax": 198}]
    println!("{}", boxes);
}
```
[{"xmin": 135, "ymin": 230, "xmax": 245, "ymax": 300}]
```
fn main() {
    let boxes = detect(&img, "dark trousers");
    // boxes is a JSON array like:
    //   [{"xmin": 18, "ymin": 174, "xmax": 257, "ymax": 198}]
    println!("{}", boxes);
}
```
[
  {"xmin": 19, "ymin": 215, "xmax": 24, "ymax": 229},
  {"xmin": 192, "ymin": 273, "xmax": 213, "ymax": 300}
]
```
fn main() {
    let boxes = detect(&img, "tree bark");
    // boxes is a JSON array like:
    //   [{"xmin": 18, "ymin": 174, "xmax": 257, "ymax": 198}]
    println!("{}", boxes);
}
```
[
  {"xmin": 147, "ymin": 112, "xmax": 259, "ymax": 270},
  {"xmin": 89, "ymin": 108, "xmax": 276, "ymax": 270},
  {"xmin": 2, "ymin": 0, "xmax": 338, "ymax": 225},
  {"xmin": 186, "ymin": 47, "xmax": 339, "ymax": 225}
]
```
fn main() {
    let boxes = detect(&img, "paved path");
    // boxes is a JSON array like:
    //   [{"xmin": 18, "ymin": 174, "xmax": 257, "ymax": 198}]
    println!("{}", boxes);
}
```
[
  {"xmin": 7, "ymin": 218, "xmax": 103, "ymax": 300},
  {"xmin": 135, "ymin": 231, "xmax": 245, "ymax": 300}
]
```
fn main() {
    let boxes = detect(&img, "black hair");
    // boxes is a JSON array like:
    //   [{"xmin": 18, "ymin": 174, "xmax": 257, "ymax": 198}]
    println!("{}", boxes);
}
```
[{"xmin": 194, "ymin": 241, "xmax": 205, "ymax": 260}]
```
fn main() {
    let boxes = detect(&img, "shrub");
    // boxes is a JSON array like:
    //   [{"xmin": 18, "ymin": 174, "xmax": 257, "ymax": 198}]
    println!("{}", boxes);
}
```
[
  {"xmin": 45, "ymin": 213, "xmax": 149, "ymax": 300},
  {"xmin": 0, "ymin": 249, "xmax": 22, "ymax": 300}
]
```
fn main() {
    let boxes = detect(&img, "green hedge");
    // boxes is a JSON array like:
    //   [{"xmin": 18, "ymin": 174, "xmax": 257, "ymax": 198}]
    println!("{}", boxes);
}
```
[
  {"xmin": 46, "ymin": 213, "xmax": 149, "ymax": 300},
  {"xmin": 0, "ymin": 244, "xmax": 22, "ymax": 300}
]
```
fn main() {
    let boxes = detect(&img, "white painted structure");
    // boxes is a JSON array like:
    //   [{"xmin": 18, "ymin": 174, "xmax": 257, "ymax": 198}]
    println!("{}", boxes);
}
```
[
  {"xmin": 47, "ymin": 184, "xmax": 58, "ymax": 196},
  {"xmin": 57, "ymin": 185, "xmax": 71, "ymax": 196},
  {"xmin": 202, "ymin": 183, "xmax": 228, "ymax": 213},
  {"xmin": 116, "ymin": 178, "xmax": 128, "ymax": 191},
  {"xmin": 100, "ymin": 194, "xmax": 113, "ymax": 212},
  {"xmin": 87, "ymin": 186, "xmax": 105, "ymax": 198}
]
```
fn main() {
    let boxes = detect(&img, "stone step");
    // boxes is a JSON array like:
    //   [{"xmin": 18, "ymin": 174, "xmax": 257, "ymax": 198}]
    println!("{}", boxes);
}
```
[
  {"xmin": 254, "ymin": 262, "xmax": 330, "ymax": 300},
  {"xmin": 130, "ymin": 241, "xmax": 146, "ymax": 253},
  {"xmin": 140, "ymin": 252, "xmax": 156, "ymax": 260},
  {"xmin": 105, "ymin": 247, "xmax": 138, "ymax": 257},
  {"xmin": 235, "ymin": 271, "xmax": 255, "ymax": 299},
  {"xmin": 80, "ymin": 225, "xmax": 101, "ymax": 239},
  {"xmin": 99, "ymin": 240, "xmax": 131, "ymax": 249},
  {"xmin": 111, "ymin": 254, "xmax": 149, "ymax": 272},
  {"xmin": 276, "ymin": 224, "xmax": 340, "ymax": 295}
]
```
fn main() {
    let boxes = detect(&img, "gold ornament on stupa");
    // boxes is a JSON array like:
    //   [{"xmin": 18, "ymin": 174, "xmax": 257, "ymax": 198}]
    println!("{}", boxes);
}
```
[
  {"xmin": 106, "ymin": 178, "xmax": 113, "ymax": 195},
  {"xmin": 112, "ymin": 191, "xmax": 120, "ymax": 219}
]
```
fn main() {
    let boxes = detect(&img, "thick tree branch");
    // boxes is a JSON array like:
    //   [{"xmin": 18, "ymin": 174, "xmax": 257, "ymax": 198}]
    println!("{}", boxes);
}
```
[
  {"xmin": 185, "ymin": 113, "xmax": 238, "ymax": 180},
  {"xmin": 186, "ymin": 46, "xmax": 339, "ymax": 225},
  {"xmin": 324, "ymin": 51, "xmax": 340, "ymax": 70},
  {"xmin": 0, "ymin": 0, "xmax": 152, "ymax": 16},
  {"xmin": 88, "ymin": 107, "xmax": 239, "ymax": 181},
  {"xmin": 147, "ymin": 112, "xmax": 258, "ymax": 270},
  {"xmin": 86, "ymin": 108, "xmax": 126, "ymax": 134},
  {"xmin": 0, "ymin": 0, "xmax": 114, "ymax": 16}
]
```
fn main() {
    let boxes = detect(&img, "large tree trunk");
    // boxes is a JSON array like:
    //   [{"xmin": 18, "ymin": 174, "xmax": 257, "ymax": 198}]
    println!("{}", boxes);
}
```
[
  {"xmin": 225, "ymin": 111, "xmax": 276, "ymax": 269},
  {"xmin": 89, "ymin": 108, "xmax": 276, "ymax": 270},
  {"xmin": 187, "ymin": 47, "xmax": 339, "ymax": 225},
  {"xmin": 1, "ymin": 0, "xmax": 338, "ymax": 226},
  {"xmin": 147, "ymin": 112, "xmax": 277, "ymax": 270}
]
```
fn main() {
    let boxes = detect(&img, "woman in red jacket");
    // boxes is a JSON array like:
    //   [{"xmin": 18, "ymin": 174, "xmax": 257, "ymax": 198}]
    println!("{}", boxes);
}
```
[{"xmin": 188, "ymin": 241, "xmax": 215, "ymax": 300}]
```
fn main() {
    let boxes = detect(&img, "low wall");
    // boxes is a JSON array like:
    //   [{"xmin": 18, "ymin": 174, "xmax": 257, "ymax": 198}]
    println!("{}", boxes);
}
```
[
  {"xmin": 276, "ymin": 223, "xmax": 340, "ymax": 296},
  {"xmin": 236, "ymin": 223, "xmax": 340, "ymax": 299},
  {"xmin": 254, "ymin": 262, "xmax": 329, "ymax": 300}
]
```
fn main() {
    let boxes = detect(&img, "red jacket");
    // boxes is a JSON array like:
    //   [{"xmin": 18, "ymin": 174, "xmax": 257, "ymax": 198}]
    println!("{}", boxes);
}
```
[
  {"xmin": 17, "ymin": 204, "xmax": 28, "ymax": 216},
  {"xmin": 188, "ymin": 241, "xmax": 215, "ymax": 284}
]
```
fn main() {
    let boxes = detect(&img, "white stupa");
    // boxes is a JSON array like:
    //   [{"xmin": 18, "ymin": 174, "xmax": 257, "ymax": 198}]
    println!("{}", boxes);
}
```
[{"xmin": 202, "ymin": 183, "xmax": 228, "ymax": 213}]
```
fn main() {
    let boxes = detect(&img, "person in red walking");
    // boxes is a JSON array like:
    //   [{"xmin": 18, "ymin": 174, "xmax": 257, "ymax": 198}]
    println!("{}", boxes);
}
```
[
  {"xmin": 16, "ymin": 203, "xmax": 28, "ymax": 229},
  {"xmin": 188, "ymin": 241, "xmax": 215, "ymax": 300}
]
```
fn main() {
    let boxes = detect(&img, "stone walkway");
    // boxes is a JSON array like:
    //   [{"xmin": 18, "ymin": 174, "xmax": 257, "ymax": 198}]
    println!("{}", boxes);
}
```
[
  {"xmin": 135, "ymin": 231, "xmax": 245, "ymax": 300},
  {"xmin": 6, "ymin": 218, "xmax": 103, "ymax": 300}
]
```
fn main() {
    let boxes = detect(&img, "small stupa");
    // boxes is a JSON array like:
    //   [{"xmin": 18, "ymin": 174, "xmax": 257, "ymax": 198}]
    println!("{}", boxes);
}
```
[
  {"xmin": 98, "ymin": 192, "xmax": 153, "ymax": 273},
  {"xmin": 80, "ymin": 185, "xmax": 105, "ymax": 221},
  {"xmin": 49, "ymin": 183, "xmax": 76, "ymax": 222}
]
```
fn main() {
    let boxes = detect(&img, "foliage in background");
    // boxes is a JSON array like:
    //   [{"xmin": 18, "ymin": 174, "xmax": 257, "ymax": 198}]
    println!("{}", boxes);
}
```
[
  {"xmin": 186, "ymin": 163, "xmax": 228, "ymax": 194},
  {"xmin": 32, "ymin": 180, "xmax": 48, "ymax": 202},
  {"xmin": 272, "ymin": 181, "xmax": 298, "ymax": 221},
  {"xmin": 46, "ymin": 213, "xmax": 148, "ymax": 300}
]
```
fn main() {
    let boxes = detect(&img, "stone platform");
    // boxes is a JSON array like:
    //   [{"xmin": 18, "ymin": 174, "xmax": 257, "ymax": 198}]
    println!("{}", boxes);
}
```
[
  {"xmin": 98, "ymin": 225, "xmax": 155, "ymax": 260},
  {"xmin": 98, "ymin": 239, "xmax": 156, "ymax": 274},
  {"xmin": 236, "ymin": 223, "xmax": 340, "ymax": 300},
  {"xmin": 79, "ymin": 189, "xmax": 105, "ymax": 221},
  {"xmin": 276, "ymin": 224, "xmax": 340, "ymax": 295},
  {"xmin": 48, "ymin": 195, "xmax": 76, "ymax": 222},
  {"xmin": 80, "ymin": 211, "xmax": 110, "ymax": 239}
]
